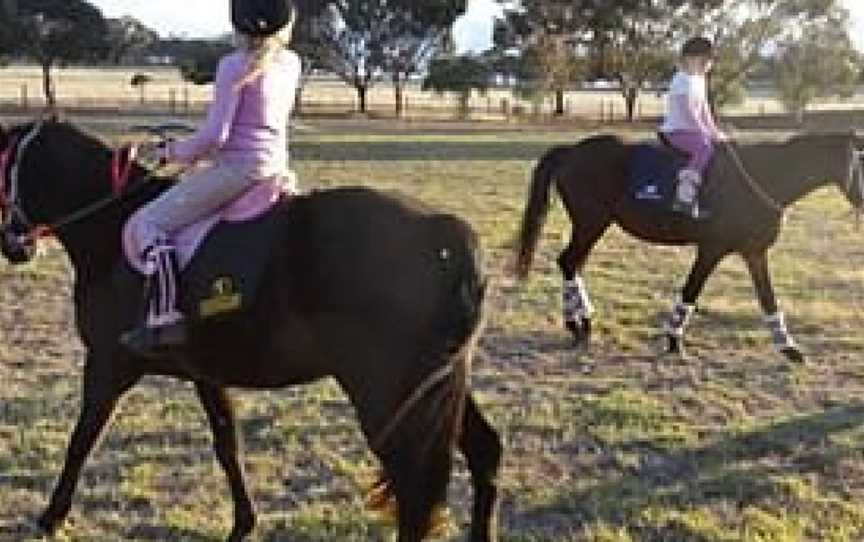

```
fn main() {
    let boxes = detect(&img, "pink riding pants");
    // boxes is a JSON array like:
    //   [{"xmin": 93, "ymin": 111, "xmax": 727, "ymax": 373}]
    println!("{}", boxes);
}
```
[{"xmin": 663, "ymin": 131, "xmax": 715, "ymax": 173}]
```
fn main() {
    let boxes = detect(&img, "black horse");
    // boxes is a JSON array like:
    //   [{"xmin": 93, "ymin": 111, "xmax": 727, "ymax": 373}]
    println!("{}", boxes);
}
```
[
  {"xmin": 0, "ymin": 119, "xmax": 502, "ymax": 542},
  {"xmin": 516, "ymin": 133, "xmax": 864, "ymax": 362}
]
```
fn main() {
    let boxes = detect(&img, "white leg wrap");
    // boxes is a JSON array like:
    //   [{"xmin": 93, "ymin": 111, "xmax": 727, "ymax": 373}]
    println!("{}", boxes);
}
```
[
  {"xmin": 144, "ymin": 241, "xmax": 185, "ymax": 328},
  {"xmin": 563, "ymin": 276, "xmax": 594, "ymax": 322},
  {"xmin": 765, "ymin": 312, "xmax": 796, "ymax": 350},
  {"xmin": 664, "ymin": 299, "xmax": 696, "ymax": 337}
]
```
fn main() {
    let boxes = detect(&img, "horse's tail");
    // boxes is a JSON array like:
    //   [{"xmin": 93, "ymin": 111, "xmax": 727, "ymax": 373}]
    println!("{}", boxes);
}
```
[
  {"xmin": 367, "ymin": 216, "xmax": 486, "ymax": 537},
  {"xmin": 515, "ymin": 145, "xmax": 568, "ymax": 279}
]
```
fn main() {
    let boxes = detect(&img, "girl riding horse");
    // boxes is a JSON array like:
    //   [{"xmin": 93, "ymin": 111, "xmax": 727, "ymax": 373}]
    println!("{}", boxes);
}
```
[{"xmin": 123, "ymin": 0, "xmax": 301, "ymax": 356}]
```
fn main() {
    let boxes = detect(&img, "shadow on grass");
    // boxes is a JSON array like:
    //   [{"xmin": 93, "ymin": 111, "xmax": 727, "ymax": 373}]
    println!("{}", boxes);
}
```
[
  {"xmin": 292, "ymin": 140, "xmax": 562, "ymax": 162},
  {"xmin": 511, "ymin": 403, "xmax": 864, "ymax": 539}
]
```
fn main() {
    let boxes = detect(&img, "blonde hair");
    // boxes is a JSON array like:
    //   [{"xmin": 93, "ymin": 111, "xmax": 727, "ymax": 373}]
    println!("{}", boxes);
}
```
[{"xmin": 234, "ymin": 14, "xmax": 296, "ymax": 89}]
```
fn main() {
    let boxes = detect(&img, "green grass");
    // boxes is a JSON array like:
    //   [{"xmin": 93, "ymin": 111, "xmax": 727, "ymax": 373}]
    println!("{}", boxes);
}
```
[{"xmin": 2, "ymin": 122, "xmax": 864, "ymax": 540}]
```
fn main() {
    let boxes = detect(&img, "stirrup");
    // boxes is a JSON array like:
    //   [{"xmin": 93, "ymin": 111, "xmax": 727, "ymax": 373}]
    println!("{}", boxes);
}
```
[{"xmin": 672, "ymin": 198, "xmax": 709, "ymax": 220}]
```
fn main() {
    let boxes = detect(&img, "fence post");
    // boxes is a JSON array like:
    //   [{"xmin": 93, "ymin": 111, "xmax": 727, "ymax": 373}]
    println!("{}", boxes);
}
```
[
  {"xmin": 20, "ymin": 84, "xmax": 28, "ymax": 110},
  {"xmin": 169, "ymin": 88, "xmax": 177, "ymax": 114},
  {"xmin": 183, "ymin": 85, "xmax": 190, "ymax": 113}
]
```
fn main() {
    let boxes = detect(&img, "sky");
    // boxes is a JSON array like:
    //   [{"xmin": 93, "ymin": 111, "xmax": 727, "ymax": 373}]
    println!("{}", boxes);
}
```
[{"xmin": 90, "ymin": 0, "xmax": 861, "ymax": 52}]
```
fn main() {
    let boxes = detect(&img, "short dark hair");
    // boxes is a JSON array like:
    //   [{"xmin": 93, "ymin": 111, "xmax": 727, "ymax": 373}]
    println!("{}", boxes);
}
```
[{"xmin": 681, "ymin": 37, "xmax": 713, "ymax": 58}]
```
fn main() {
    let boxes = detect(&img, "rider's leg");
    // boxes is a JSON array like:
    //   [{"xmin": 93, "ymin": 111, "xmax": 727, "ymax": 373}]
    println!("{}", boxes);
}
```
[
  {"xmin": 122, "ymin": 159, "xmax": 263, "ymax": 354},
  {"xmin": 664, "ymin": 131, "xmax": 714, "ymax": 217}
]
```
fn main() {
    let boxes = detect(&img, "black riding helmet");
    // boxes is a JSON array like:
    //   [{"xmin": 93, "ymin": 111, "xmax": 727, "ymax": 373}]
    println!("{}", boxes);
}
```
[
  {"xmin": 681, "ymin": 37, "xmax": 713, "ymax": 58},
  {"xmin": 231, "ymin": 0, "xmax": 296, "ymax": 37}
]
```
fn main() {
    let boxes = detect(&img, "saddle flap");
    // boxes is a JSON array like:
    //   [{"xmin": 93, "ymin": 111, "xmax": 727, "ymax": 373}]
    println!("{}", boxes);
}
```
[
  {"xmin": 628, "ymin": 144, "xmax": 687, "ymax": 207},
  {"xmin": 179, "ymin": 203, "xmax": 285, "ymax": 322}
]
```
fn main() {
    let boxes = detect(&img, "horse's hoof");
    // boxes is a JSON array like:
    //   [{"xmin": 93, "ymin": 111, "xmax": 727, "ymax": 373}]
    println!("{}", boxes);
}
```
[
  {"xmin": 36, "ymin": 513, "xmax": 61, "ymax": 536},
  {"xmin": 565, "ymin": 318, "xmax": 591, "ymax": 347},
  {"xmin": 780, "ymin": 346, "xmax": 805, "ymax": 364},
  {"xmin": 665, "ymin": 334, "xmax": 684, "ymax": 356},
  {"xmin": 227, "ymin": 515, "xmax": 255, "ymax": 541}
]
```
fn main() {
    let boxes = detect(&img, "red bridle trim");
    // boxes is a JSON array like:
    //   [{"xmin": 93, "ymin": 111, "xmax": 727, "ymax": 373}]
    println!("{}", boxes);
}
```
[{"xmin": 110, "ymin": 144, "xmax": 138, "ymax": 196}]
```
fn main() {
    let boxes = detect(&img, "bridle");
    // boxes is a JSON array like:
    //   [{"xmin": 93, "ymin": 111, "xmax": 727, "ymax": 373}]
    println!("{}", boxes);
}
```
[{"xmin": 0, "ymin": 122, "xmax": 141, "ymax": 245}]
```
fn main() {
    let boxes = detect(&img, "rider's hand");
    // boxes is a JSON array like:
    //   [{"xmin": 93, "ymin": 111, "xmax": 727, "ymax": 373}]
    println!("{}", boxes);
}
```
[{"xmin": 137, "ymin": 141, "xmax": 169, "ymax": 166}]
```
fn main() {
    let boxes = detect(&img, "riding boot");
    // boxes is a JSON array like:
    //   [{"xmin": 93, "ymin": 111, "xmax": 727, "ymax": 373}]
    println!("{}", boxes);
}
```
[
  {"xmin": 672, "ymin": 168, "xmax": 709, "ymax": 219},
  {"xmin": 120, "ymin": 240, "xmax": 187, "ymax": 358}
]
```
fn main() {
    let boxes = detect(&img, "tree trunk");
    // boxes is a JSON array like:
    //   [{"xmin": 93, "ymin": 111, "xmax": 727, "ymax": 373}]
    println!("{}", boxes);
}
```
[
  {"xmin": 458, "ymin": 91, "xmax": 471, "ymax": 119},
  {"xmin": 41, "ymin": 61, "xmax": 56, "ymax": 109},
  {"xmin": 294, "ymin": 80, "xmax": 304, "ymax": 115},
  {"xmin": 394, "ymin": 74, "xmax": 404, "ymax": 118},
  {"xmin": 554, "ymin": 89, "xmax": 565, "ymax": 116},
  {"xmin": 795, "ymin": 105, "xmax": 805, "ymax": 126},
  {"xmin": 356, "ymin": 84, "xmax": 368, "ymax": 114},
  {"xmin": 624, "ymin": 88, "xmax": 638, "ymax": 122}
]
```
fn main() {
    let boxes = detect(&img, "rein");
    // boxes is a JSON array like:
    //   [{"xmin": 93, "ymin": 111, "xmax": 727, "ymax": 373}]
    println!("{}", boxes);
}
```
[{"xmin": 721, "ymin": 139, "xmax": 784, "ymax": 216}]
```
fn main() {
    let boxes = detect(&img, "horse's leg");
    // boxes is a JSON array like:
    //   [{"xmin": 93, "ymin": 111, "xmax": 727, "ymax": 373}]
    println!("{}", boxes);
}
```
[
  {"xmin": 38, "ymin": 360, "xmax": 138, "ymax": 534},
  {"xmin": 663, "ymin": 248, "xmax": 724, "ymax": 355},
  {"xmin": 558, "ymin": 217, "xmax": 610, "ymax": 345},
  {"xmin": 459, "ymin": 393, "xmax": 502, "ymax": 542},
  {"xmin": 742, "ymin": 251, "xmax": 804, "ymax": 363},
  {"xmin": 194, "ymin": 383, "xmax": 256, "ymax": 541}
]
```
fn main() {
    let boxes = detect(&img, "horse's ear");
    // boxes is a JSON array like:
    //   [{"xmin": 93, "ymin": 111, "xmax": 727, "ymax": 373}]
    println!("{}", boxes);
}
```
[{"xmin": 38, "ymin": 108, "xmax": 63, "ymax": 124}]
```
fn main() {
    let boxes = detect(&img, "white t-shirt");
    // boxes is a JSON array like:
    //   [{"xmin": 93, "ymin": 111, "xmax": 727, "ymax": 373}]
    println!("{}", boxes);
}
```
[{"xmin": 661, "ymin": 71, "xmax": 708, "ymax": 133}]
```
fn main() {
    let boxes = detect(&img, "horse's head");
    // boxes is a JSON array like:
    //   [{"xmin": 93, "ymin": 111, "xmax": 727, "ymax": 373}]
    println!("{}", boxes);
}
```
[
  {"xmin": 0, "ymin": 119, "xmax": 109, "ymax": 264},
  {"xmin": 0, "ymin": 121, "xmax": 42, "ymax": 263}
]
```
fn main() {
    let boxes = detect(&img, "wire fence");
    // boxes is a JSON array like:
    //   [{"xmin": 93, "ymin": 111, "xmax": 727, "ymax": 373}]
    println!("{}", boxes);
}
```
[{"xmin": 2, "ymin": 65, "xmax": 864, "ymax": 123}]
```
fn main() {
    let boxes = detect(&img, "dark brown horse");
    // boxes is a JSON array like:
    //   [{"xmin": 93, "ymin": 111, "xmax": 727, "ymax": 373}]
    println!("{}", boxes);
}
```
[
  {"xmin": 516, "ymin": 132, "xmax": 864, "ymax": 362},
  {"xmin": 0, "ymin": 119, "xmax": 502, "ymax": 541}
]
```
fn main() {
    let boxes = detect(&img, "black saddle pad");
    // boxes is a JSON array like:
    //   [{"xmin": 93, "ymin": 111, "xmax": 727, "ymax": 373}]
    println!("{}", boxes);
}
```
[
  {"xmin": 627, "ymin": 144, "xmax": 688, "ymax": 212},
  {"xmin": 178, "ymin": 201, "xmax": 285, "ymax": 323}
]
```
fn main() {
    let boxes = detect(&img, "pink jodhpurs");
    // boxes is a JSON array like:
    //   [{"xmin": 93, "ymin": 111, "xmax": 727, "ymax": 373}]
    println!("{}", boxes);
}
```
[{"xmin": 663, "ymin": 131, "xmax": 715, "ymax": 173}]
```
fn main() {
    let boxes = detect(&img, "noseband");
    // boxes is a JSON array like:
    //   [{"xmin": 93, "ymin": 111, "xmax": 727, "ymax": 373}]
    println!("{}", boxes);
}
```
[{"xmin": 0, "ymin": 122, "xmax": 47, "ymax": 242}]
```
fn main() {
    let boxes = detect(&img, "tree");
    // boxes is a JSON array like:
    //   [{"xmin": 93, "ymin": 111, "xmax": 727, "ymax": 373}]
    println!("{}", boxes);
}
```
[
  {"xmin": 494, "ymin": 0, "xmax": 587, "ymax": 116},
  {"xmin": 678, "ymin": 0, "xmax": 846, "ymax": 109},
  {"xmin": 0, "ymin": 0, "xmax": 16, "ymax": 57},
  {"xmin": 13, "ymin": 0, "xmax": 109, "ymax": 107},
  {"xmin": 773, "ymin": 15, "xmax": 859, "ymax": 124},
  {"xmin": 311, "ymin": 0, "xmax": 466, "ymax": 115},
  {"xmin": 106, "ymin": 16, "xmax": 158, "ymax": 65},
  {"xmin": 130, "ymin": 73, "xmax": 153, "ymax": 105},
  {"xmin": 423, "ymin": 55, "xmax": 491, "ymax": 117},
  {"xmin": 176, "ymin": 39, "xmax": 234, "ymax": 85}
]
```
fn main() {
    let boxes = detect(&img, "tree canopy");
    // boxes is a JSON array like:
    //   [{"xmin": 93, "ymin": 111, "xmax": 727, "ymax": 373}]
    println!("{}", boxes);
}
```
[
  {"xmin": 12, "ymin": 0, "xmax": 109, "ymax": 106},
  {"xmin": 310, "ymin": 0, "xmax": 466, "ymax": 114}
]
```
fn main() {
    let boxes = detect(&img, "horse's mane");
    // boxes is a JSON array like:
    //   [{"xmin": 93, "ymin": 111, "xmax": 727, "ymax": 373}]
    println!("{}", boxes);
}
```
[{"xmin": 41, "ymin": 120, "xmax": 111, "ymax": 154}]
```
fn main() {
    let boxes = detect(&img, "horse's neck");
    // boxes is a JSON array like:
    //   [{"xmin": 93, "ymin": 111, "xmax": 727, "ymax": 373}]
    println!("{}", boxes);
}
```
[
  {"xmin": 733, "ymin": 141, "xmax": 846, "ymax": 206},
  {"xmin": 56, "ymin": 165, "xmax": 162, "ymax": 279}
]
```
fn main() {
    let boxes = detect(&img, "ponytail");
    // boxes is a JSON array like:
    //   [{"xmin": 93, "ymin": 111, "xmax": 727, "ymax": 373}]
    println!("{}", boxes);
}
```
[{"xmin": 234, "ymin": 11, "xmax": 296, "ymax": 90}]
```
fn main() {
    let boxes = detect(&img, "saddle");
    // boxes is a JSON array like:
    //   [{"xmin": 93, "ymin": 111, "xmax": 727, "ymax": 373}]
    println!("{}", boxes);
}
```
[
  {"xmin": 627, "ymin": 135, "xmax": 715, "ymax": 214},
  {"xmin": 123, "ymin": 180, "xmax": 290, "ymax": 322}
]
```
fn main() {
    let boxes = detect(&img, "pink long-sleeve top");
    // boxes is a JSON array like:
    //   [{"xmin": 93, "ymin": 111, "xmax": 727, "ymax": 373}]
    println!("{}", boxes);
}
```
[
  {"xmin": 166, "ymin": 48, "xmax": 301, "ymax": 175},
  {"xmin": 660, "ymin": 71, "xmax": 721, "ymax": 138}
]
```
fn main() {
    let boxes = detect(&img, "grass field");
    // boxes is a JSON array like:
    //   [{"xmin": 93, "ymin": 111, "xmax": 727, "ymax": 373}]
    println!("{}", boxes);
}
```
[{"xmin": 2, "ymin": 119, "xmax": 864, "ymax": 541}]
